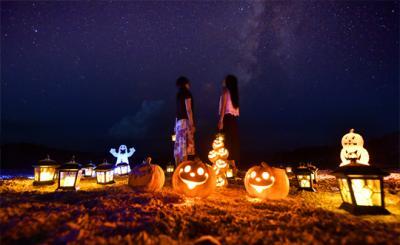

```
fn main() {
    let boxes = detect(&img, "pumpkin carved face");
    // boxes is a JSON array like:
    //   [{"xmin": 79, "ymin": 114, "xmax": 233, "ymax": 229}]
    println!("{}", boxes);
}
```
[
  {"xmin": 173, "ymin": 160, "xmax": 216, "ymax": 198},
  {"xmin": 128, "ymin": 158, "xmax": 165, "ymax": 192},
  {"xmin": 244, "ymin": 162, "xmax": 289, "ymax": 199},
  {"xmin": 341, "ymin": 129, "xmax": 364, "ymax": 147},
  {"xmin": 208, "ymin": 150, "xmax": 219, "ymax": 163},
  {"xmin": 339, "ymin": 129, "xmax": 370, "ymax": 166}
]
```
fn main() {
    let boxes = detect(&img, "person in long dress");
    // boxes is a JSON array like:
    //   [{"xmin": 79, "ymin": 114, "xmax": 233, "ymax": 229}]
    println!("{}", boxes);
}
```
[
  {"xmin": 218, "ymin": 74, "xmax": 240, "ymax": 173},
  {"xmin": 174, "ymin": 76, "xmax": 195, "ymax": 164}
]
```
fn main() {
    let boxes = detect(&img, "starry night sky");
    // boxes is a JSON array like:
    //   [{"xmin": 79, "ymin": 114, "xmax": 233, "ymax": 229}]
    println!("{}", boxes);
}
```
[{"xmin": 1, "ymin": 1, "xmax": 399, "ymax": 159}]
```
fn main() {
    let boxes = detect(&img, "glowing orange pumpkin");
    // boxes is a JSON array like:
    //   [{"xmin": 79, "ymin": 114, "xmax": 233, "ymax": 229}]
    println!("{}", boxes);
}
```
[
  {"xmin": 172, "ymin": 159, "xmax": 216, "ymax": 198},
  {"xmin": 128, "ymin": 157, "xmax": 165, "ymax": 192},
  {"xmin": 244, "ymin": 162, "xmax": 289, "ymax": 199}
]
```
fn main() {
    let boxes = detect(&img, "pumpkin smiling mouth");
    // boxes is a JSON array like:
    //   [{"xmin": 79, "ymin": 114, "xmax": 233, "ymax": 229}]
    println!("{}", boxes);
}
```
[
  {"xmin": 249, "ymin": 182, "xmax": 274, "ymax": 193},
  {"xmin": 179, "ymin": 173, "xmax": 209, "ymax": 190}
]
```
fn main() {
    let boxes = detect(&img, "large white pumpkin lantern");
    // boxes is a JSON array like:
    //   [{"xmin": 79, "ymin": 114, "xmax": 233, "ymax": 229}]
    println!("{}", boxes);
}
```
[
  {"xmin": 33, "ymin": 155, "xmax": 60, "ymax": 186},
  {"xmin": 340, "ymin": 129, "xmax": 369, "ymax": 166},
  {"xmin": 57, "ymin": 156, "xmax": 82, "ymax": 191}
]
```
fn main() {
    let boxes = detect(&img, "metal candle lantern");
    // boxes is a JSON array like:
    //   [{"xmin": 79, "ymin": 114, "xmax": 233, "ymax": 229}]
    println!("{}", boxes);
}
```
[
  {"xmin": 166, "ymin": 162, "xmax": 175, "ymax": 174},
  {"xmin": 294, "ymin": 167, "xmax": 316, "ymax": 192},
  {"xmin": 33, "ymin": 155, "xmax": 60, "ymax": 186},
  {"xmin": 115, "ymin": 162, "xmax": 130, "ymax": 176},
  {"xmin": 332, "ymin": 161, "xmax": 389, "ymax": 215},
  {"xmin": 57, "ymin": 156, "xmax": 82, "ymax": 191},
  {"xmin": 83, "ymin": 161, "xmax": 95, "ymax": 177},
  {"xmin": 95, "ymin": 161, "xmax": 115, "ymax": 185}
]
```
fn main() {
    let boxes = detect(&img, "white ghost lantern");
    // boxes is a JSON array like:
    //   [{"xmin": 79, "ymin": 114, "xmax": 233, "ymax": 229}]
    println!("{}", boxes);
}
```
[{"xmin": 110, "ymin": 145, "xmax": 135, "ymax": 174}]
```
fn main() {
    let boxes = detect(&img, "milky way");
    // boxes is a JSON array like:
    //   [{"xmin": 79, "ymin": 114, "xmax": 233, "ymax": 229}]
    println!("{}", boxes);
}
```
[{"xmin": 1, "ymin": 1, "xmax": 398, "ymax": 155}]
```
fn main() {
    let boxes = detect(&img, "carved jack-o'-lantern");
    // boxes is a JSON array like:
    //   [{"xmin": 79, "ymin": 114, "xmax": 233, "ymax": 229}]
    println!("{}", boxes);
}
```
[
  {"xmin": 128, "ymin": 157, "xmax": 165, "ymax": 192},
  {"xmin": 340, "ymin": 129, "xmax": 370, "ymax": 166},
  {"xmin": 172, "ymin": 159, "xmax": 216, "ymax": 198},
  {"xmin": 244, "ymin": 162, "xmax": 289, "ymax": 199},
  {"xmin": 208, "ymin": 134, "xmax": 232, "ymax": 186}
]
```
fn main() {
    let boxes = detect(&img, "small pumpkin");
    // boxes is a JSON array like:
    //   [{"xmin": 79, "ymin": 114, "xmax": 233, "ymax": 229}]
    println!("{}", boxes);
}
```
[
  {"xmin": 217, "ymin": 148, "xmax": 229, "ymax": 160},
  {"xmin": 172, "ymin": 159, "xmax": 216, "ymax": 198},
  {"xmin": 128, "ymin": 157, "xmax": 165, "ymax": 192},
  {"xmin": 244, "ymin": 162, "xmax": 289, "ymax": 199}
]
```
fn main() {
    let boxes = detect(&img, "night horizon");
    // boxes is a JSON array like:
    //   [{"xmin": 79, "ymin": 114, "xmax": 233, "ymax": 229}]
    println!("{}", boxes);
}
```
[{"xmin": 1, "ymin": 1, "xmax": 399, "ymax": 160}]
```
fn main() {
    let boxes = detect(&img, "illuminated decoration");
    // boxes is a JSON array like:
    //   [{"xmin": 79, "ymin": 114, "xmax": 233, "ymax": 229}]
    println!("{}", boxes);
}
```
[
  {"xmin": 172, "ymin": 159, "xmax": 216, "ymax": 198},
  {"xmin": 208, "ymin": 134, "xmax": 230, "ymax": 186},
  {"xmin": 110, "ymin": 145, "xmax": 135, "ymax": 174},
  {"xmin": 285, "ymin": 166, "xmax": 293, "ymax": 174},
  {"xmin": 340, "ymin": 129, "xmax": 369, "ymax": 167},
  {"xmin": 114, "ymin": 162, "xmax": 130, "ymax": 176},
  {"xmin": 166, "ymin": 162, "xmax": 175, "ymax": 174},
  {"xmin": 294, "ymin": 166, "xmax": 316, "ymax": 192},
  {"xmin": 332, "ymin": 161, "xmax": 389, "ymax": 215},
  {"xmin": 129, "ymin": 157, "xmax": 165, "ymax": 191},
  {"xmin": 95, "ymin": 161, "xmax": 115, "ymax": 185},
  {"xmin": 244, "ymin": 162, "xmax": 289, "ymax": 199},
  {"xmin": 171, "ymin": 134, "xmax": 176, "ymax": 142},
  {"xmin": 33, "ymin": 155, "xmax": 60, "ymax": 186},
  {"xmin": 307, "ymin": 163, "xmax": 318, "ymax": 184},
  {"xmin": 83, "ymin": 161, "xmax": 96, "ymax": 177},
  {"xmin": 226, "ymin": 168, "xmax": 233, "ymax": 178},
  {"xmin": 57, "ymin": 156, "xmax": 82, "ymax": 191}
]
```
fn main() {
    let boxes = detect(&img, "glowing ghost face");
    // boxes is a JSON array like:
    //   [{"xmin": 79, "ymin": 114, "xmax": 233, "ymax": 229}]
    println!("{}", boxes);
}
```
[
  {"xmin": 247, "ymin": 166, "xmax": 275, "ymax": 193},
  {"xmin": 119, "ymin": 145, "xmax": 128, "ymax": 154},
  {"xmin": 179, "ymin": 162, "xmax": 209, "ymax": 190}
]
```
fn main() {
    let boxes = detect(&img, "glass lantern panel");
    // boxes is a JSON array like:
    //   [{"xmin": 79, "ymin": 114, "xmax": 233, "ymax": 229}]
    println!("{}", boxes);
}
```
[
  {"xmin": 351, "ymin": 178, "xmax": 380, "ymax": 206},
  {"xmin": 121, "ymin": 166, "xmax": 129, "ymax": 175},
  {"xmin": 34, "ymin": 167, "xmax": 40, "ymax": 181},
  {"xmin": 76, "ymin": 170, "xmax": 82, "ymax": 186},
  {"xmin": 105, "ymin": 170, "xmax": 114, "ymax": 182},
  {"xmin": 97, "ymin": 172, "xmax": 105, "ymax": 183},
  {"xmin": 338, "ymin": 178, "xmax": 352, "ymax": 203},
  {"xmin": 298, "ymin": 175, "xmax": 311, "ymax": 188},
  {"xmin": 60, "ymin": 171, "xmax": 77, "ymax": 187},
  {"xmin": 40, "ymin": 167, "xmax": 56, "ymax": 182}
]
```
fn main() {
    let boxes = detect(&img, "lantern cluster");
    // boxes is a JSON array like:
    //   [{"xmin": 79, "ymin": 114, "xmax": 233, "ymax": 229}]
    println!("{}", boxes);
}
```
[
  {"xmin": 208, "ymin": 134, "xmax": 230, "ymax": 187},
  {"xmin": 333, "ymin": 129, "xmax": 389, "ymax": 215},
  {"xmin": 244, "ymin": 162, "xmax": 289, "ymax": 199}
]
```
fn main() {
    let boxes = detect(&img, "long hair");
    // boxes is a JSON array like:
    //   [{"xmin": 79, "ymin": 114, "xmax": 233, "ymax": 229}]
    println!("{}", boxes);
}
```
[
  {"xmin": 176, "ymin": 76, "xmax": 189, "ymax": 90},
  {"xmin": 225, "ymin": 74, "xmax": 239, "ymax": 108}
]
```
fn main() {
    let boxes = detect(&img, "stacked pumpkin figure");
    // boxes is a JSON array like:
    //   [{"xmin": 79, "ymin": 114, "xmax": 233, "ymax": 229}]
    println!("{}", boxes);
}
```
[{"xmin": 208, "ymin": 134, "xmax": 230, "ymax": 187}]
